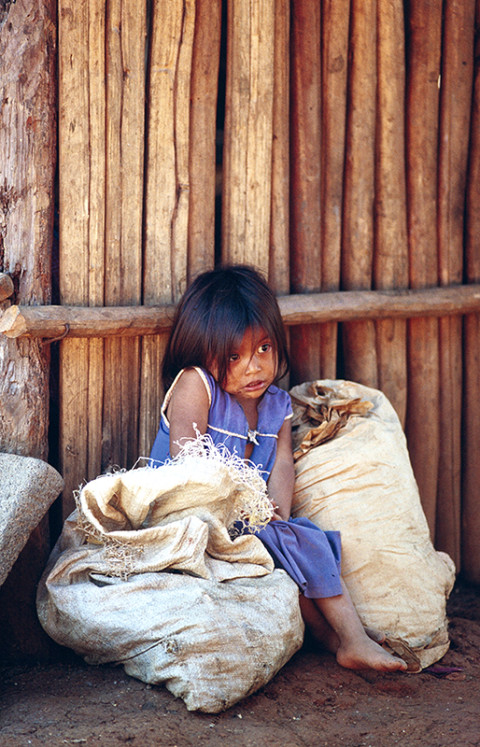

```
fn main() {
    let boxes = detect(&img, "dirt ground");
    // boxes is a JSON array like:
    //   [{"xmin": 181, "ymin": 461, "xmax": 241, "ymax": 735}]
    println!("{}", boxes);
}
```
[{"xmin": 1, "ymin": 579, "xmax": 479, "ymax": 747}]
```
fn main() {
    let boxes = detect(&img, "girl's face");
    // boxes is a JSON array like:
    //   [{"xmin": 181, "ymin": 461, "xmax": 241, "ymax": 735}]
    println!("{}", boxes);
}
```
[{"xmin": 212, "ymin": 327, "xmax": 277, "ymax": 404}]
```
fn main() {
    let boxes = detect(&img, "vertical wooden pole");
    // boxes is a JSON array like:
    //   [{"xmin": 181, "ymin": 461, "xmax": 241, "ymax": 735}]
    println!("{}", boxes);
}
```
[
  {"xmin": 172, "ymin": 0, "xmax": 195, "ymax": 290},
  {"xmin": 0, "ymin": 0, "xmax": 56, "ymax": 659},
  {"xmin": 436, "ymin": 0, "xmax": 475, "ymax": 568},
  {"xmin": 266, "ymin": 0, "xmax": 290, "ymax": 388},
  {"xmin": 405, "ymin": 0, "xmax": 442, "ymax": 536},
  {"xmin": 188, "ymin": 0, "xmax": 222, "ymax": 282},
  {"xmin": 374, "ymin": 0, "xmax": 408, "ymax": 425},
  {"xmin": 58, "ymin": 0, "xmax": 106, "ymax": 517},
  {"xmin": 140, "ymin": 0, "xmax": 195, "ymax": 457},
  {"xmin": 462, "ymin": 0, "xmax": 480, "ymax": 583},
  {"xmin": 341, "ymin": 0, "xmax": 377, "ymax": 387},
  {"xmin": 269, "ymin": 0, "xmax": 290, "ymax": 296},
  {"xmin": 85, "ymin": 0, "xmax": 106, "ymax": 486},
  {"xmin": 289, "ymin": 0, "xmax": 322, "ymax": 384},
  {"xmin": 0, "ymin": 0, "xmax": 55, "ymax": 457},
  {"xmin": 102, "ymin": 0, "xmax": 146, "ymax": 471},
  {"xmin": 320, "ymin": 0, "xmax": 350, "ymax": 380},
  {"xmin": 222, "ymin": 0, "xmax": 275, "ymax": 272}
]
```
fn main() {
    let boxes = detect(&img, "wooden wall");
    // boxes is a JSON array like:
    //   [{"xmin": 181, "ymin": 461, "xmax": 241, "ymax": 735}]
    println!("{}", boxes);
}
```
[
  {"xmin": 51, "ymin": 0, "xmax": 480, "ymax": 579},
  {"xmin": 1, "ymin": 0, "xmax": 480, "ymax": 632}
]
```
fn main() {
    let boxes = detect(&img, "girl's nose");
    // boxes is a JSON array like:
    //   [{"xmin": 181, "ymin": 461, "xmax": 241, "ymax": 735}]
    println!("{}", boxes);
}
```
[{"xmin": 245, "ymin": 353, "xmax": 261, "ymax": 373}]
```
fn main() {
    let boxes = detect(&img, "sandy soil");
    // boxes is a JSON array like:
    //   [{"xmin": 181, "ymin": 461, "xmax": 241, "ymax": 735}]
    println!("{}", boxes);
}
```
[{"xmin": 1, "ymin": 580, "xmax": 479, "ymax": 747}]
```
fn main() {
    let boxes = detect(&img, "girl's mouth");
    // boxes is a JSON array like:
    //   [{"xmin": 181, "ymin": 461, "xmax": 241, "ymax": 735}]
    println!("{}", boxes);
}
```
[{"xmin": 245, "ymin": 380, "xmax": 265, "ymax": 391}]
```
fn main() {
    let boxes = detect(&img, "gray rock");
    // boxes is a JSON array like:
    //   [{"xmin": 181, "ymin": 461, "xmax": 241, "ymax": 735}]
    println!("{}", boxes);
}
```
[{"xmin": 0, "ymin": 453, "xmax": 64, "ymax": 586}]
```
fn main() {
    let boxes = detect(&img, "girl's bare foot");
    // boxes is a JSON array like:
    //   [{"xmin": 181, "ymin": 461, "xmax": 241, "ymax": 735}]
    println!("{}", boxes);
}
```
[
  {"xmin": 300, "ymin": 588, "xmax": 407, "ymax": 671},
  {"xmin": 314, "ymin": 625, "xmax": 385, "ymax": 656},
  {"xmin": 299, "ymin": 596, "xmax": 391, "ymax": 661},
  {"xmin": 336, "ymin": 635, "xmax": 408, "ymax": 672}
]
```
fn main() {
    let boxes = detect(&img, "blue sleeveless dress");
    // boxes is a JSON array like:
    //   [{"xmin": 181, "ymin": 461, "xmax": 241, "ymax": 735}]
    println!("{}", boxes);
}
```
[{"xmin": 150, "ymin": 367, "xmax": 342, "ymax": 598}]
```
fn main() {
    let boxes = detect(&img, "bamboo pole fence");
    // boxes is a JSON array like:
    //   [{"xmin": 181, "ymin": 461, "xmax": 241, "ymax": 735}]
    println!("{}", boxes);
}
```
[{"xmin": 2, "ymin": 3, "xmax": 480, "ymax": 658}]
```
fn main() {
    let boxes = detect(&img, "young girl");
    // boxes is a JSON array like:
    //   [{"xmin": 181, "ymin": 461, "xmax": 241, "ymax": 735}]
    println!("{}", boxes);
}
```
[{"xmin": 150, "ymin": 265, "xmax": 407, "ymax": 672}]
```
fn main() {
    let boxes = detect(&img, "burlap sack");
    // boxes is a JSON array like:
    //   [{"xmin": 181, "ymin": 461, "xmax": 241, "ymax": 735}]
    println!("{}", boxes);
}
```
[
  {"xmin": 37, "ymin": 438, "xmax": 304, "ymax": 712},
  {"xmin": 290, "ymin": 379, "xmax": 455, "ymax": 671}
]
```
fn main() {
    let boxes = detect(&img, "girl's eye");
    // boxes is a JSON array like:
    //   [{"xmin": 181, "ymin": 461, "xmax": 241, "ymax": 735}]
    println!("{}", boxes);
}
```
[
  {"xmin": 229, "ymin": 353, "xmax": 239, "ymax": 362},
  {"xmin": 258, "ymin": 343, "xmax": 272, "ymax": 354}
]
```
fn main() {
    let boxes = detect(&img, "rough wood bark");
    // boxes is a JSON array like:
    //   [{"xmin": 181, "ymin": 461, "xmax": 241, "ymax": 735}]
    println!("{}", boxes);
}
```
[
  {"xmin": 0, "ymin": 0, "xmax": 56, "ymax": 660},
  {"xmin": 289, "ymin": 0, "xmax": 322, "ymax": 384},
  {"xmin": 188, "ymin": 0, "xmax": 221, "ymax": 282},
  {"xmin": 222, "ymin": 0, "xmax": 275, "ymax": 271},
  {"xmin": 341, "ymin": 0, "xmax": 377, "ymax": 387},
  {"xmin": 436, "ymin": 0, "xmax": 475, "ymax": 568},
  {"xmin": 374, "ymin": 0, "xmax": 409, "ymax": 425},
  {"xmin": 320, "ymin": 0, "xmax": 349, "ymax": 379},
  {"xmin": 0, "ymin": 0, "xmax": 55, "ymax": 456},
  {"xmin": 405, "ymin": 0, "xmax": 442, "ymax": 537},
  {"xmin": 462, "ymin": 0, "xmax": 480, "ymax": 584},
  {"xmin": 140, "ymin": 0, "xmax": 194, "ymax": 458}
]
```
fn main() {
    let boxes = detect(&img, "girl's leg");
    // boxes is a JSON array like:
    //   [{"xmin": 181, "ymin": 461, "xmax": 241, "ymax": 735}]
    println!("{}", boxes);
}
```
[
  {"xmin": 299, "ymin": 595, "xmax": 339, "ymax": 654},
  {"xmin": 300, "ymin": 580, "xmax": 407, "ymax": 672},
  {"xmin": 299, "ymin": 595, "xmax": 385, "ymax": 654}
]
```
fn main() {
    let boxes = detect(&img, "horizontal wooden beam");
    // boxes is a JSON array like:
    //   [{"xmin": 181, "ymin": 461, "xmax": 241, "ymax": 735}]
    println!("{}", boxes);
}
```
[
  {"xmin": 0, "ymin": 303, "xmax": 177, "ymax": 339},
  {"xmin": 279, "ymin": 284, "xmax": 480, "ymax": 325},
  {"xmin": 1, "ymin": 284, "xmax": 480, "ymax": 340}
]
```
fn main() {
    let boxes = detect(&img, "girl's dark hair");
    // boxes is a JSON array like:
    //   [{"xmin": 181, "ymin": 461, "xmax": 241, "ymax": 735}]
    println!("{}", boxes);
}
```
[{"xmin": 162, "ymin": 265, "xmax": 289, "ymax": 390}]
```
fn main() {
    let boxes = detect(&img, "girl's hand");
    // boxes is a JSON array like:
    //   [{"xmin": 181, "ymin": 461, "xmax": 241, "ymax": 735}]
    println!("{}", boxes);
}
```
[
  {"xmin": 270, "ymin": 503, "xmax": 284, "ymax": 521},
  {"xmin": 266, "ymin": 418, "xmax": 295, "ymax": 521}
]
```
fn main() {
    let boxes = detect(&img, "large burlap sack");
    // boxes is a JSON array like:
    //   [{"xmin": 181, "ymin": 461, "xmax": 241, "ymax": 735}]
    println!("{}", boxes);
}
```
[
  {"xmin": 290, "ymin": 379, "xmax": 455, "ymax": 671},
  {"xmin": 37, "ymin": 438, "xmax": 304, "ymax": 712}
]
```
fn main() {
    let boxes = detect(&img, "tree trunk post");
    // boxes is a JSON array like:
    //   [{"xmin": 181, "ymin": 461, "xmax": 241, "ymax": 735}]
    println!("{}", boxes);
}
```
[{"xmin": 0, "ymin": 0, "xmax": 57, "ymax": 660}]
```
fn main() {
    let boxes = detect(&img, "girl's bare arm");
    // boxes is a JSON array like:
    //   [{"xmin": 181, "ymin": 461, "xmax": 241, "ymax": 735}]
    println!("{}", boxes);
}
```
[
  {"xmin": 267, "ymin": 418, "xmax": 295, "ymax": 520},
  {"xmin": 165, "ymin": 368, "xmax": 210, "ymax": 457}
]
